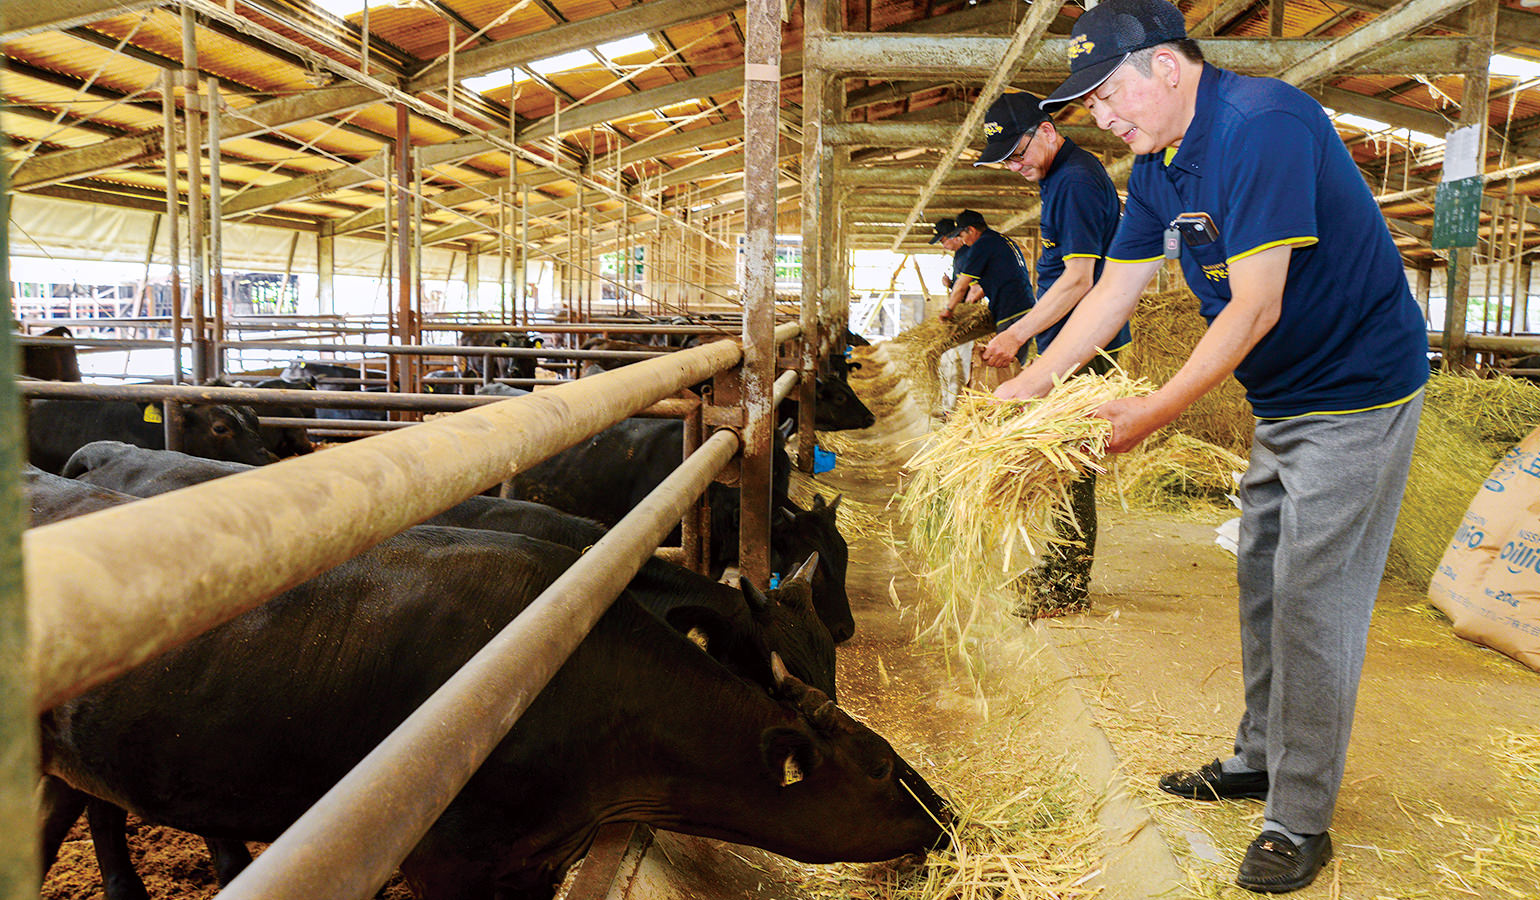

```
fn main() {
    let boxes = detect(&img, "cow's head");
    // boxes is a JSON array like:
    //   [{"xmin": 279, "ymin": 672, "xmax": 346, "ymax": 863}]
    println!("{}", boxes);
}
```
[
  {"xmin": 771, "ymin": 495, "xmax": 854, "ymax": 643},
  {"xmin": 739, "ymin": 552, "xmax": 837, "ymax": 699},
  {"xmin": 743, "ymin": 654, "xmax": 950, "ymax": 862},
  {"xmin": 182, "ymin": 405, "xmax": 277, "ymax": 466},
  {"xmin": 814, "ymin": 376, "xmax": 877, "ymax": 431}
]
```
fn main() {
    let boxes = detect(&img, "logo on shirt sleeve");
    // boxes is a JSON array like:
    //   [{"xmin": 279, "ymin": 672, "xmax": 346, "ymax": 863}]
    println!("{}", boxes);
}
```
[{"xmin": 1201, "ymin": 261, "xmax": 1229, "ymax": 282}]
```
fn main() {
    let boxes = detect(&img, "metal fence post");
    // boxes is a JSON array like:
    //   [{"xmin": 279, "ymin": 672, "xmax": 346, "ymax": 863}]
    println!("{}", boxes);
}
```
[{"xmin": 0, "ymin": 150, "xmax": 40, "ymax": 899}]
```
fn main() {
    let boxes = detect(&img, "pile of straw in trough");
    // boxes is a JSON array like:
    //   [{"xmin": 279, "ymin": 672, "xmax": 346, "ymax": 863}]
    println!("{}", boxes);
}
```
[
  {"xmin": 1111, "ymin": 432, "xmax": 1248, "ymax": 512},
  {"xmin": 1423, "ymin": 369, "xmax": 1540, "ymax": 450},
  {"xmin": 1120, "ymin": 285, "xmax": 1253, "ymax": 456},
  {"xmin": 897, "ymin": 372, "xmax": 1150, "ymax": 646},
  {"xmin": 788, "ymin": 471, "xmax": 889, "ymax": 541}
]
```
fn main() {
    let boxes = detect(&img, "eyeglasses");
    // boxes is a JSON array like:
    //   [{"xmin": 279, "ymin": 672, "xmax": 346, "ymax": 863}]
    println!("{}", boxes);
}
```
[{"xmin": 1005, "ymin": 128, "xmax": 1038, "ymax": 169}]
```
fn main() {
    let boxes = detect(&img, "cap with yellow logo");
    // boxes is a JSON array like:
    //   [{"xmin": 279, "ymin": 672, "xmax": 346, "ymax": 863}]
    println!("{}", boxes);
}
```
[
  {"xmin": 974, "ymin": 91, "xmax": 1049, "ymax": 166},
  {"xmin": 1041, "ymin": 0, "xmax": 1188, "ymax": 112}
]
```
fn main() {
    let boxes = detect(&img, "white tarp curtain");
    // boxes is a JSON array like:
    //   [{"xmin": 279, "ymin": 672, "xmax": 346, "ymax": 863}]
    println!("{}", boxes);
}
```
[{"xmin": 7, "ymin": 192, "xmax": 464, "ymax": 280}]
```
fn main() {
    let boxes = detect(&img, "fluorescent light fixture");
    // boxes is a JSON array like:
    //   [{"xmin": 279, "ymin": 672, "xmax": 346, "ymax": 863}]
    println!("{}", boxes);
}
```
[
  {"xmin": 1491, "ymin": 53, "xmax": 1540, "ymax": 79},
  {"xmin": 597, "ymin": 34, "xmax": 655, "ymax": 61},
  {"xmin": 529, "ymin": 49, "xmax": 596, "ymax": 75}
]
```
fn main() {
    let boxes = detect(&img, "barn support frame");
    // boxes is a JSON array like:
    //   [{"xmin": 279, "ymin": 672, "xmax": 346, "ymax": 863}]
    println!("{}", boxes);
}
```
[{"xmin": 1441, "ymin": 0, "xmax": 1497, "ymax": 369}]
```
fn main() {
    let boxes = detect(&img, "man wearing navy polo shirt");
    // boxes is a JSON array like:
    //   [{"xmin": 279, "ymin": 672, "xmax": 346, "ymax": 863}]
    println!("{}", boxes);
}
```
[
  {"xmin": 931, "ymin": 216, "xmax": 981, "ymax": 304},
  {"xmin": 1009, "ymin": 0, "xmax": 1428, "ymax": 892},
  {"xmin": 938, "ymin": 210, "xmax": 1034, "ymax": 359},
  {"xmin": 972, "ymin": 91, "xmax": 1133, "ymax": 615}
]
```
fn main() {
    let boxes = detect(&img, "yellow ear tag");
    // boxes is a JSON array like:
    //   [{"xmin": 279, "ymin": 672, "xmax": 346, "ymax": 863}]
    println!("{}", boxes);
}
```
[
  {"xmin": 533, "ymin": 339, "xmax": 544, "ymax": 348},
  {"xmin": 143, "ymin": 404, "xmax": 163, "ymax": 424}
]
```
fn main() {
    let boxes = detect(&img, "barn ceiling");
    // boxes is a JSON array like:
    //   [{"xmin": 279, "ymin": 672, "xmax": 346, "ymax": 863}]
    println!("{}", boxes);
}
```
[{"xmin": 5, "ymin": 0, "xmax": 1540, "ymax": 271}]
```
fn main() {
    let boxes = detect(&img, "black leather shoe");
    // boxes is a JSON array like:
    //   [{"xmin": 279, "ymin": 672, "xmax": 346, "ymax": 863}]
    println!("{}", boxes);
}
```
[
  {"xmin": 1157, "ymin": 758, "xmax": 1269, "ymax": 800},
  {"xmin": 1235, "ymin": 830, "xmax": 1332, "ymax": 893}
]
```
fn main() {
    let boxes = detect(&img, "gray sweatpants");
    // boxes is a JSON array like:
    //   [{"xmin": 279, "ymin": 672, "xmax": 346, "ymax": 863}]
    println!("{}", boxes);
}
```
[{"xmin": 1233, "ymin": 391, "xmax": 1423, "ymax": 835}]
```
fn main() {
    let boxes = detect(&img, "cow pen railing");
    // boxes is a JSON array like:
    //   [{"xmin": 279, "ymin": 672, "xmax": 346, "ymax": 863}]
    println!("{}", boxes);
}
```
[{"xmin": 22, "ymin": 321, "xmax": 801, "ymax": 899}]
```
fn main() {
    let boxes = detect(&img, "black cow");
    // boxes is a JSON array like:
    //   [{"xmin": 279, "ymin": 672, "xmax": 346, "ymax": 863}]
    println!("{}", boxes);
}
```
[
  {"xmin": 22, "ymin": 326, "xmax": 82, "ymax": 381},
  {"xmin": 422, "ymin": 495, "xmax": 837, "ymax": 698},
  {"xmin": 40, "ymin": 528, "xmax": 947, "ymax": 899},
  {"xmin": 60, "ymin": 442, "xmax": 839, "ymax": 694},
  {"xmin": 26, "ymin": 399, "xmax": 273, "ymax": 475},
  {"xmin": 209, "ymin": 377, "xmax": 315, "ymax": 458},
  {"xmin": 460, "ymin": 330, "xmax": 538, "ymax": 382},
  {"xmin": 507, "ymin": 418, "xmax": 856, "ymax": 642},
  {"xmin": 475, "ymin": 383, "xmax": 531, "ymax": 397},
  {"xmin": 283, "ymin": 360, "xmax": 389, "ymax": 422},
  {"xmin": 24, "ymin": 466, "xmax": 136, "ymax": 525}
]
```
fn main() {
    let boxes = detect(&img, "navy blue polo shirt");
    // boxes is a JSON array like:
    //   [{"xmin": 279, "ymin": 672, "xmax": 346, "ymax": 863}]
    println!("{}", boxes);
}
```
[
  {"xmin": 1107, "ymin": 64, "xmax": 1427, "ymax": 419},
  {"xmin": 951, "ymin": 245, "xmax": 972, "ymax": 285},
  {"xmin": 956, "ymin": 228, "xmax": 1033, "ymax": 331},
  {"xmin": 1036, "ymin": 136, "xmax": 1131, "ymax": 355}
]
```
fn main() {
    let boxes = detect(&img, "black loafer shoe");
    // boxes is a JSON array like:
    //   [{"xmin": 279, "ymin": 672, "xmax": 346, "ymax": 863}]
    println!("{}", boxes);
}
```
[
  {"xmin": 1157, "ymin": 758, "xmax": 1269, "ymax": 800},
  {"xmin": 1235, "ymin": 830, "xmax": 1332, "ymax": 893}
]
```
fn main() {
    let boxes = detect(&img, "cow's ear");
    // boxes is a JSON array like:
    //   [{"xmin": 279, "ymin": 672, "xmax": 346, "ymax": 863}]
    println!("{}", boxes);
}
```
[
  {"xmin": 809, "ymin": 494, "xmax": 826, "ymax": 511},
  {"xmin": 826, "ymin": 494, "xmax": 842, "ymax": 515},
  {"xmin": 760, "ymin": 727, "xmax": 823, "ymax": 787}
]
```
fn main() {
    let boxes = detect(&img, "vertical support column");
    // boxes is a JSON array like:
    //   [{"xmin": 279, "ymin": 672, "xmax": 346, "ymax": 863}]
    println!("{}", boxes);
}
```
[
  {"xmin": 740, "ymin": 0, "xmax": 781, "ymax": 586},
  {"xmin": 181, "ymin": 5, "xmax": 208, "ymax": 383},
  {"xmin": 410, "ymin": 153, "xmax": 424, "ymax": 396},
  {"xmin": 318, "ymin": 223, "xmax": 335, "ymax": 316},
  {"xmin": 161, "ymin": 70, "xmax": 184, "ymax": 385},
  {"xmin": 208, "ymin": 80, "xmax": 226, "ymax": 378},
  {"xmin": 1443, "ymin": 0, "xmax": 1496, "ymax": 369},
  {"xmin": 520, "ymin": 181, "xmax": 530, "ymax": 323},
  {"xmin": 395, "ymin": 104, "xmax": 415, "ymax": 396},
  {"xmin": 0, "ymin": 149, "xmax": 39, "ymax": 900},
  {"xmin": 832, "ymin": 147, "xmax": 852, "ymax": 351},
  {"xmin": 467, "ymin": 245, "xmax": 481, "ymax": 311},
  {"xmin": 797, "ymin": 0, "xmax": 832, "ymax": 472}
]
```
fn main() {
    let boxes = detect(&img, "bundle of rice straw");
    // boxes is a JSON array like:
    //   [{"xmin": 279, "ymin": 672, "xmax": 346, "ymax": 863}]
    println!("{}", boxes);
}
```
[
  {"xmin": 884, "ymin": 304, "xmax": 995, "ymax": 416},
  {"xmin": 902, "ymin": 373, "xmax": 1150, "ymax": 572},
  {"xmin": 1120, "ymin": 286, "xmax": 1253, "ymax": 456},
  {"xmin": 788, "ymin": 471, "xmax": 888, "ymax": 540},
  {"xmin": 1112, "ymin": 432, "xmax": 1248, "ymax": 511}
]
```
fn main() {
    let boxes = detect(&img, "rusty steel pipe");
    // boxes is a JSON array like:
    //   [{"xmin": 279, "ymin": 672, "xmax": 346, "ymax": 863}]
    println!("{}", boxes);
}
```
[
  {"xmin": 424, "ymin": 323, "xmax": 734, "ymax": 335},
  {"xmin": 24, "ymin": 337, "xmax": 753, "ymax": 714},
  {"xmin": 771, "ymin": 369, "xmax": 799, "ymax": 408},
  {"xmin": 21, "ymin": 383, "xmax": 697, "ymax": 418},
  {"xmin": 217, "ymin": 427, "xmax": 743, "ymax": 900},
  {"xmin": 220, "ymin": 340, "xmax": 667, "ymax": 361}
]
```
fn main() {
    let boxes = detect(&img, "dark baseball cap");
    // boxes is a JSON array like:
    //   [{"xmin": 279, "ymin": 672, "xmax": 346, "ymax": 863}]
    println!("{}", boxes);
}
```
[
  {"xmin": 1041, "ymin": 0, "xmax": 1189, "ymax": 112},
  {"xmin": 948, "ymin": 209, "xmax": 987, "ymax": 237},
  {"xmin": 929, "ymin": 217, "xmax": 958, "ymax": 244},
  {"xmin": 973, "ymin": 92, "xmax": 1050, "ymax": 166}
]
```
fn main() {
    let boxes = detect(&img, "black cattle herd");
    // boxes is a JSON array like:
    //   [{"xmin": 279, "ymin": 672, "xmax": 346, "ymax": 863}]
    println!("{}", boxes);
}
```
[{"xmin": 17, "ymin": 323, "xmax": 944, "ymax": 900}]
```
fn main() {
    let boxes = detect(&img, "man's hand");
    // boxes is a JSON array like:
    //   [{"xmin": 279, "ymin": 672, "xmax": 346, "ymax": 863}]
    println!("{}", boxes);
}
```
[
  {"xmin": 1094, "ymin": 395, "xmax": 1178, "ymax": 454},
  {"xmin": 993, "ymin": 370, "xmax": 1055, "ymax": 401},
  {"xmin": 982, "ymin": 331, "xmax": 1025, "ymax": 368},
  {"xmin": 939, "ymin": 306, "xmax": 955, "ymax": 321},
  {"xmin": 941, "ymin": 273, "xmax": 954, "ymax": 290}
]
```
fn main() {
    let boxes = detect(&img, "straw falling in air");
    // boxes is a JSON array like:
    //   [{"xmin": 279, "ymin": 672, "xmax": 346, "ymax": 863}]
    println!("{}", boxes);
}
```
[{"xmin": 896, "ymin": 371, "xmax": 1149, "ymax": 658}]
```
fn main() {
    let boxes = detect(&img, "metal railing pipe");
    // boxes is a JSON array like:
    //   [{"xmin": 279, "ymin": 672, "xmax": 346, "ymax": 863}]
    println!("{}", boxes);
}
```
[
  {"xmin": 772, "ymin": 368, "xmax": 799, "ymax": 408},
  {"xmin": 218, "ymin": 429, "xmax": 742, "ymax": 900},
  {"xmin": 1429, "ymin": 331, "xmax": 1540, "ymax": 355},
  {"xmin": 24, "ymin": 337, "xmax": 748, "ymax": 713}
]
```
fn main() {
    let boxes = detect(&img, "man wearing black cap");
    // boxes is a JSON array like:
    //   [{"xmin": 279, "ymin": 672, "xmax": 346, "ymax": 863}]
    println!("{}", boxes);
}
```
[
  {"xmin": 1007, "ymin": 0, "xmax": 1428, "ymax": 893},
  {"xmin": 929, "ymin": 216, "xmax": 978, "ymax": 301},
  {"xmin": 972, "ymin": 90, "xmax": 1132, "ymax": 617},
  {"xmin": 937, "ymin": 210, "xmax": 1033, "ymax": 364}
]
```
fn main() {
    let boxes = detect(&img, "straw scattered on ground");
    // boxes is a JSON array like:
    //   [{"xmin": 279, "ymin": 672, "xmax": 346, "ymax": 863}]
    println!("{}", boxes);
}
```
[
  {"xmin": 789, "ymin": 470, "xmax": 890, "ymax": 541},
  {"xmin": 796, "ymin": 695, "xmax": 1103, "ymax": 900}
]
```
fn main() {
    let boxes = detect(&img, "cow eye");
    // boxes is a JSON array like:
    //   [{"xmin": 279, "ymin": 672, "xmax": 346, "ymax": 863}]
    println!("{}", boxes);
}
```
[
  {"xmin": 212, "ymin": 422, "xmax": 231, "ymax": 435},
  {"xmin": 868, "ymin": 758, "xmax": 893, "ymax": 780}
]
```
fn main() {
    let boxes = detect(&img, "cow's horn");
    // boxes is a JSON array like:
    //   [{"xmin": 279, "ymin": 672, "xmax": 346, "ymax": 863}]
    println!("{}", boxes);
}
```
[
  {"xmin": 770, "ymin": 652, "xmax": 791, "ymax": 688},
  {"xmin": 740, "ymin": 576, "xmax": 771, "ymax": 613},
  {"xmin": 790, "ymin": 552, "xmax": 820, "ymax": 585}
]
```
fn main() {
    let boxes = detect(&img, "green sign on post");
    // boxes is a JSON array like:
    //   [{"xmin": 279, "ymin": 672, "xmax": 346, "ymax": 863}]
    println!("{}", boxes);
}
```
[{"xmin": 1431, "ymin": 176, "xmax": 1483, "ymax": 249}]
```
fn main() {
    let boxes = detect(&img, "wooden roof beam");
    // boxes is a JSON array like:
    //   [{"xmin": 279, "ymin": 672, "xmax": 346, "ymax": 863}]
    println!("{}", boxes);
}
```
[
  {"xmin": 1275, "ymin": 0, "xmax": 1475, "ymax": 89},
  {"xmin": 0, "ymin": 0, "xmax": 160, "ymax": 39}
]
